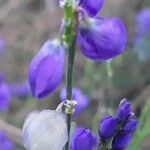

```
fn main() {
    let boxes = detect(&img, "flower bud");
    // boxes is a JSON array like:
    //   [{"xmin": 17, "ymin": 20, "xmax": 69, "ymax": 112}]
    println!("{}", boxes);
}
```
[
  {"xmin": 0, "ymin": 82, "xmax": 11, "ymax": 111},
  {"xmin": 78, "ymin": 17, "xmax": 127, "ymax": 61},
  {"xmin": 98, "ymin": 115, "xmax": 117, "ymax": 139},
  {"xmin": 123, "ymin": 118, "xmax": 138, "ymax": 133},
  {"xmin": 28, "ymin": 40, "xmax": 64, "ymax": 99},
  {"xmin": 70, "ymin": 127, "xmax": 97, "ymax": 150},
  {"xmin": 22, "ymin": 110, "xmax": 68, "ymax": 150},
  {"xmin": 79, "ymin": 0, "xmax": 104, "ymax": 17},
  {"xmin": 116, "ymin": 99, "xmax": 131, "ymax": 122},
  {"xmin": 112, "ymin": 133, "xmax": 132, "ymax": 150},
  {"xmin": 60, "ymin": 87, "xmax": 89, "ymax": 116}
]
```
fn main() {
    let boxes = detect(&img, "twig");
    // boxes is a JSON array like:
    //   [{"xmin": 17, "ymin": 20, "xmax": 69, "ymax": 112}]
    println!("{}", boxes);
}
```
[
  {"xmin": 0, "ymin": 0, "xmax": 33, "ymax": 22},
  {"xmin": 133, "ymin": 85, "xmax": 150, "ymax": 111},
  {"xmin": 0, "ymin": 118, "xmax": 23, "ymax": 146}
]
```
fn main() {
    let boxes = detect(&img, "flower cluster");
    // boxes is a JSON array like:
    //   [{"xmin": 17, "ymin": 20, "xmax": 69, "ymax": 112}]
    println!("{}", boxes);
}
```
[
  {"xmin": 23, "ymin": 1, "xmax": 129, "ymax": 150},
  {"xmin": 99, "ymin": 99, "xmax": 138, "ymax": 150},
  {"xmin": 134, "ymin": 8, "xmax": 150, "ymax": 61},
  {"xmin": 28, "ymin": 0, "xmax": 127, "ymax": 99},
  {"xmin": 22, "ymin": 99, "xmax": 138, "ymax": 150},
  {"xmin": 23, "ymin": 107, "xmax": 97, "ymax": 150}
]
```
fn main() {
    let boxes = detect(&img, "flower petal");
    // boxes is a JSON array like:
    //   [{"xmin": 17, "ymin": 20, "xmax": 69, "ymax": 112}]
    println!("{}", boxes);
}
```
[
  {"xmin": 78, "ymin": 17, "xmax": 127, "ymax": 61},
  {"xmin": 80, "ymin": 0, "xmax": 104, "ymax": 17},
  {"xmin": 28, "ymin": 40, "xmax": 64, "ymax": 99},
  {"xmin": 70, "ymin": 127, "xmax": 97, "ymax": 150}
]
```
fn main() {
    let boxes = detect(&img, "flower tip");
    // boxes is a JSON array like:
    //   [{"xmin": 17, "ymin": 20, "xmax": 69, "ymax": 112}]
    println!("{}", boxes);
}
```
[
  {"xmin": 28, "ymin": 40, "xmax": 64, "ymax": 99},
  {"xmin": 80, "ymin": 0, "xmax": 104, "ymax": 17},
  {"xmin": 70, "ymin": 127, "xmax": 97, "ymax": 150},
  {"xmin": 112, "ymin": 133, "xmax": 132, "ymax": 150},
  {"xmin": 99, "ymin": 116, "xmax": 117, "ymax": 139}
]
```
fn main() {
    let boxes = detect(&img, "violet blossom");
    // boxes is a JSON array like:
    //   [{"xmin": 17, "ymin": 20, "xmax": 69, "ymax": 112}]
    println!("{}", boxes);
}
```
[
  {"xmin": 70, "ymin": 127, "xmax": 97, "ymax": 150},
  {"xmin": 78, "ymin": 17, "xmax": 127, "ymax": 61},
  {"xmin": 98, "ymin": 99, "xmax": 138, "ymax": 149},
  {"xmin": 28, "ymin": 40, "xmax": 64, "ymax": 99}
]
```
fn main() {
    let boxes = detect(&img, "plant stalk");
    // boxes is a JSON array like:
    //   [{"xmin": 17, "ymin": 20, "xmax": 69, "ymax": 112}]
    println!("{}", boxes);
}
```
[
  {"xmin": 63, "ymin": 0, "xmax": 78, "ymax": 148},
  {"xmin": 65, "ymin": 34, "xmax": 77, "ymax": 150}
]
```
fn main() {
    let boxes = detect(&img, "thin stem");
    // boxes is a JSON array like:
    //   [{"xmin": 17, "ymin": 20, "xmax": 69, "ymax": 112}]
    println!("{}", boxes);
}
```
[
  {"xmin": 106, "ymin": 59, "xmax": 114, "ymax": 109},
  {"xmin": 65, "ymin": 34, "xmax": 77, "ymax": 150},
  {"xmin": 62, "ymin": 0, "xmax": 79, "ymax": 147},
  {"xmin": 66, "ymin": 36, "xmax": 76, "ymax": 100},
  {"xmin": 106, "ymin": 59, "xmax": 113, "ymax": 79},
  {"xmin": 63, "ymin": 0, "xmax": 73, "ymax": 46},
  {"xmin": 98, "ymin": 138, "xmax": 112, "ymax": 150}
]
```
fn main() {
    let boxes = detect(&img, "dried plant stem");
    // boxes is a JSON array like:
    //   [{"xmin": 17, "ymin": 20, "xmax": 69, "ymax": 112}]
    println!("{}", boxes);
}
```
[{"xmin": 0, "ymin": 118, "xmax": 22, "ymax": 146}]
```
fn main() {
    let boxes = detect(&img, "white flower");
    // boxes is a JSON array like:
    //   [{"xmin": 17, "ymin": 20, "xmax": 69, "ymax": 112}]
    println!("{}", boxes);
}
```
[{"xmin": 22, "ymin": 108, "xmax": 68, "ymax": 150}]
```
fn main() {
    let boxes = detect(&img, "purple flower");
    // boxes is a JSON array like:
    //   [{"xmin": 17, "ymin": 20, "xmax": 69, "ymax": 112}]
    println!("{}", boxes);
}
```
[
  {"xmin": 28, "ymin": 40, "xmax": 64, "ymax": 99},
  {"xmin": 123, "ymin": 119, "xmax": 138, "ymax": 133},
  {"xmin": 0, "ymin": 130, "xmax": 13, "ymax": 150},
  {"xmin": 116, "ymin": 99, "xmax": 132, "ymax": 122},
  {"xmin": 136, "ymin": 8, "xmax": 150, "ymax": 36},
  {"xmin": 98, "ymin": 115, "xmax": 117, "ymax": 139},
  {"xmin": 78, "ymin": 17, "xmax": 127, "ymax": 61},
  {"xmin": 9, "ymin": 81, "xmax": 30, "ymax": 98},
  {"xmin": 70, "ymin": 127, "xmax": 97, "ymax": 150},
  {"xmin": 60, "ymin": 87, "xmax": 89, "ymax": 116},
  {"xmin": 79, "ymin": 0, "xmax": 104, "ymax": 17},
  {"xmin": 0, "ymin": 82, "xmax": 11, "ymax": 111},
  {"xmin": 112, "ymin": 133, "xmax": 132, "ymax": 150},
  {"xmin": 98, "ymin": 99, "xmax": 138, "ymax": 149}
]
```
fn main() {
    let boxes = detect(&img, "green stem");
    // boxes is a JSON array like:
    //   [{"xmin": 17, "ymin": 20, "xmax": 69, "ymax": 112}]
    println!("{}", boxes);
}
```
[
  {"xmin": 62, "ymin": 0, "xmax": 78, "ymax": 148},
  {"xmin": 65, "ymin": 34, "xmax": 77, "ymax": 150},
  {"xmin": 98, "ymin": 138, "xmax": 112, "ymax": 150},
  {"xmin": 106, "ymin": 59, "xmax": 113, "ymax": 78},
  {"xmin": 106, "ymin": 60, "xmax": 114, "ymax": 108},
  {"xmin": 63, "ymin": 0, "xmax": 73, "ymax": 46}
]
